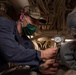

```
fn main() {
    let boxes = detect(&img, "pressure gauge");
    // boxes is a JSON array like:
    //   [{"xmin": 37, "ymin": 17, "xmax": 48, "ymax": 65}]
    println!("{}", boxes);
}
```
[{"xmin": 54, "ymin": 35, "xmax": 63, "ymax": 43}]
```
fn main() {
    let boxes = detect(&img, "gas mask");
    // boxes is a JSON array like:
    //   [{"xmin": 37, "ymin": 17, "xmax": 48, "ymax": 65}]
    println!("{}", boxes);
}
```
[{"xmin": 22, "ymin": 24, "xmax": 37, "ymax": 35}]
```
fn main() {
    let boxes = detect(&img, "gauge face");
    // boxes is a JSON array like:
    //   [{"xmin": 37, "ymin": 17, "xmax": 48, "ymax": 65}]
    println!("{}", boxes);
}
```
[{"xmin": 54, "ymin": 36, "xmax": 62, "ymax": 43}]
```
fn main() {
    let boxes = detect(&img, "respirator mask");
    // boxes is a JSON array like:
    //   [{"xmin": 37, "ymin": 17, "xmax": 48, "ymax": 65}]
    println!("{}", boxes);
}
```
[{"xmin": 22, "ymin": 24, "xmax": 37, "ymax": 35}]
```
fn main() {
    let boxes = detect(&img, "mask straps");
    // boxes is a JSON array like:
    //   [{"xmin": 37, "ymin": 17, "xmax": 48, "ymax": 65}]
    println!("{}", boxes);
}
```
[{"xmin": 19, "ymin": 13, "xmax": 25, "ymax": 22}]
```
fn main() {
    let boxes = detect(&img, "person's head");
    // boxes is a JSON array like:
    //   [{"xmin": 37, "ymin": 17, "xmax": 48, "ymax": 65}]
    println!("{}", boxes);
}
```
[
  {"xmin": 17, "ymin": 6, "xmax": 46, "ymax": 36},
  {"xmin": 17, "ymin": 13, "xmax": 40, "ymax": 36},
  {"xmin": 67, "ymin": 7, "xmax": 76, "ymax": 38}
]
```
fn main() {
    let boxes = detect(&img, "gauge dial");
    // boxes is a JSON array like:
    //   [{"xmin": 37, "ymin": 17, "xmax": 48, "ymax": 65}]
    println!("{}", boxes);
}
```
[{"xmin": 54, "ymin": 36, "xmax": 62, "ymax": 43}]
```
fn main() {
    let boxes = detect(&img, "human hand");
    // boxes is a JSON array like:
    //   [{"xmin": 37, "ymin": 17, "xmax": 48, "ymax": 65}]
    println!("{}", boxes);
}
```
[
  {"xmin": 41, "ymin": 48, "xmax": 58, "ymax": 60},
  {"xmin": 39, "ymin": 59, "xmax": 59, "ymax": 75}
]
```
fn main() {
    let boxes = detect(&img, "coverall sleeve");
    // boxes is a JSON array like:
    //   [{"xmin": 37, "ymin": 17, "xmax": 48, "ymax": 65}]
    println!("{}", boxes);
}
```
[{"xmin": 0, "ymin": 17, "xmax": 41, "ymax": 70}]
